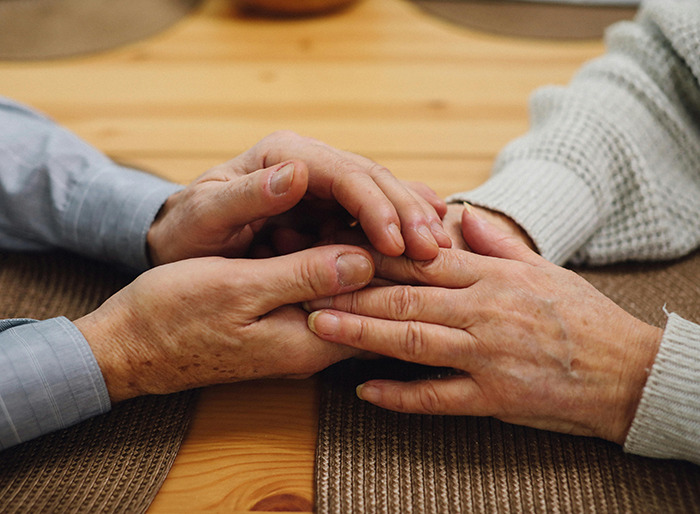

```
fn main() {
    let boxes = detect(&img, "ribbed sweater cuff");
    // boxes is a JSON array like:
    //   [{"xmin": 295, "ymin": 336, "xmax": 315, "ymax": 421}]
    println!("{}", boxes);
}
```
[
  {"xmin": 624, "ymin": 313, "xmax": 700, "ymax": 465},
  {"xmin": 446, "ymin": 160, "xmax": 599, "ymax": 265}
]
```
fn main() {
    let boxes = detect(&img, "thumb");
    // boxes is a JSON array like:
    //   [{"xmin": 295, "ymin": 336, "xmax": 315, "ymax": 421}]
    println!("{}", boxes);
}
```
[
  {"xmin": 245, "ymin": 245, "xmax": 375, "ymax": 312},
  {"xmin": 214, "ymin": 160, "xmax": 309, "ymax": 227},
  {"xmin": 461, "ymin": 205, "xmax": 542, "ymax": 265}
]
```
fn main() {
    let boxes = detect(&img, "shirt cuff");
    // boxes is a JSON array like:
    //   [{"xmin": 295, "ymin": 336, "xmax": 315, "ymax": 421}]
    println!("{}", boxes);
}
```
[
  {"xmin": 446, "ymin": 160, "xmax": 600, "ymax": 266},
  {"xmin": 65, "ymin": 163, "xmax": 183, "ymax": 272},
  {"xmin": 624, "ymin": 313, "xmax": 700, "ymax": 465},
  {"xmin": 0, "ymin": 317, "xmax": 110, "ymax": 450}
]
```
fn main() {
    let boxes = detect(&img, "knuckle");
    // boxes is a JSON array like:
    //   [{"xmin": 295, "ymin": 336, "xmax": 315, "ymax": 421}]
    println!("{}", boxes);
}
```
[
  {"xmin": 237, "ymin": 174, "xmax": 257, "ymax": 201},
  {"xmin": 257, "ymin": 131, "xmax": 305, "ymax": 167},
  {"xmin": 367, "ymin": 162, "xmax": 392, "ymax": 179},
  {"xmin": 401, "ymin": 321, "xmax": 426, "ymax": 360},
  {"xmin": 421, "ymin": 251, "xmax": 464, "ymax": 281},
  {"xmin": 331, "ymin": 165, "xmax": 354, "ymax": 183},
  {"xmin": 392, "ymin": 391, "xmax": 407, "ymax": 412},
  {"xmin": 333, "ymin": 156, "xmax": 366, "ymax": 181},
  {"xmin": 389, "ymin": 286, "xmax": 418, "ymax": 320},
  {"xmin": 410, "ymin": 257, "xmax": 444, "ymax": 284},
  {"xmin": 418, "ymin": 382, "xmax": 442, "ymax": 415},
  {"xmin": 296, "ymin": 258, "xmax": 330, "ymax": 298},
  {"xmin": 354, "ymin": 317, "xmax": 369, "ymax": 344},
  {"xmin": 348, "ymin": 292, "xmax": 362, "ymax": 315}
]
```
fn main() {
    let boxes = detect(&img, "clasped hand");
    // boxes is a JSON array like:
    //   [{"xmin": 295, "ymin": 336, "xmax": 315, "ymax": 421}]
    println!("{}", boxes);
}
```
[
  {"xmin": 76, "ymin": 131, "xmax": 449, "ymax": 403},
  {"xmin": 147, "ymin": 131, "xmax": 450, "ymax": 264},
  {"xmin": 306, "ymin": 206, "xmax": 663, "ymax": 444}
]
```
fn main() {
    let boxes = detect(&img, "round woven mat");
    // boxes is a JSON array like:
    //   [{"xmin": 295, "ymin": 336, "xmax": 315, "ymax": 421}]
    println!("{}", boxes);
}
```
[
  {"xmin": 0, "ymin": 0, "xmax": 202, "ymax": 60},
  {"xmin": 0, "ymin": 252, "xmax": 198, "ymax": 513},
  {"xmin": 410, "ymin": 0, "xmax": 637, "ymax": 39}
]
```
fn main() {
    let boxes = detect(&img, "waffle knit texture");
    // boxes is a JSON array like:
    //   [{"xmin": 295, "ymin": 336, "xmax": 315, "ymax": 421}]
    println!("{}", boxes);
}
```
[{"xmin": 448, "ymin": 0, "xmax": 700, "ymax": 463}]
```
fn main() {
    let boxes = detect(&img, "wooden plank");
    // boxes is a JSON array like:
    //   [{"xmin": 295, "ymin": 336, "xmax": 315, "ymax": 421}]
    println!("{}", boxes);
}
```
[
  {"xmin": 148, "ymin": 380, "xmax": 319, "ymax": 513},
  {"xmin": 0, "ymin": 0, "xmax": 607, "ymax": 511}
]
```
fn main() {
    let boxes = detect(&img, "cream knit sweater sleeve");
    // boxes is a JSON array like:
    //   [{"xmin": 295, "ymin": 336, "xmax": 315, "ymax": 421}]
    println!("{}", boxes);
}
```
[{"xmin": 448, "ymin": 0, "xmax": 700, "ymax": 464}]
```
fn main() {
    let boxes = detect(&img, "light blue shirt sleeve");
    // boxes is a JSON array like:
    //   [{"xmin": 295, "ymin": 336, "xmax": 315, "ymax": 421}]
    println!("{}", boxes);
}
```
[
  {"xmin": 0, "ymin": 318, "xmax": 111, "ymax": 450},
  {"xmin": 0, "ymin": 96, "xmax": 183, "ymax": 271},
  {"xmin": 0, "ymin": 96, "xmax": 184, "ymax": 449}
]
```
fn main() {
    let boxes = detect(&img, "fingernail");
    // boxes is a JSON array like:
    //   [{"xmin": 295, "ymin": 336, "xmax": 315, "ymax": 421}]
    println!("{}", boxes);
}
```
[
  {"xmin": 417, "ymin": 224, "xmax": 439, "ymax": 249},
  {"xmin": 302, "ymin": 298, "xmax": 331, "ymax": 312},
  {"xmin": 270, "ymin": 162, "xmax": 295, "ymax": 195},
  {"xmin": 356, "ymin": 383, "xmax": 379, "ymax": 402},
  {"xmin": 336, "ymin": 253, "xmax": 373, "ymax": 287},
  {"xmin": 463, "ymin": 201, "xmax": 483, "ymax": 221},
  {"xmin": 462, "ymin": 202, "xmax": 482, "ymax": 224},
  {"xmin": 387, "ymin": 223, "xmax": 404, "ymax": 251},
  {"xmin": 308, "ymin": 311, "xmax": 339, "ymax": 335}
]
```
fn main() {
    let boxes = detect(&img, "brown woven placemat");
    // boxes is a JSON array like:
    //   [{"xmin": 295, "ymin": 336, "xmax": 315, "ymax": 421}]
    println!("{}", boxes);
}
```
[
  {"xmin": 0, "ymin": 251, "xmax": 198, "ymax": 513},
  {"xmin": 410, "ymin": 1, "xmax": 637, "ymax": 40},
  {"xmin": 0, "ymin": 0, "xmax": 202, "ymax": 61},
  {"xmin": 316, "ymin": 251, "xmax": 700, "ymax": 513}
]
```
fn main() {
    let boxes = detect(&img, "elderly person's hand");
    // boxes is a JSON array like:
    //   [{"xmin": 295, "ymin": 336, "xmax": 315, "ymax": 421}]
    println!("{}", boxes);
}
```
[
  {"xmin": 442, "ymin": 202, "xmax": 535, "ymax": 251},
  {"xmin": 305, "ymin": 207, "xmax": 663, "ymax": 445},
  {"xmin": 147, "ymin": 131, "xmax": 449, "ymax": 265},
  {"xmin": 74, "ymin": 245, "xmax": 373, "ymax": 403}
]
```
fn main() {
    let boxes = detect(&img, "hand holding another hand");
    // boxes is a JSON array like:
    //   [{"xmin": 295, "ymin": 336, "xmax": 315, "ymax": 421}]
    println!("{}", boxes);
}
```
[
  {"xmin": 147, "ymin": 131, "xmax": 449, "ymax": 265},
  {"xmin": 75, "ymin": 245, "xmax": 373, "ymax": 403},
  {"xmin": 306, "ymin": 207, "xmax": 663, "ymax": 444}
]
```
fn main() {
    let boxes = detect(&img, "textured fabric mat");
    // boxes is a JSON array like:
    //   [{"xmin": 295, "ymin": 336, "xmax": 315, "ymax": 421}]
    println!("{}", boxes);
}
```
[
  {"xmin": 0, "ymin": 252, "xmax": 198, "ymax": 513},
  {"xmin": 0, "ymin": 0, "xmax": 201, "ymax": 60},
  {"xmin": 411, "ymin": 1, "xmax": 636, "ymax": 39},
  {"xmin": 316, "ymin": 251, "xmax": 700, "ymax": 513}
]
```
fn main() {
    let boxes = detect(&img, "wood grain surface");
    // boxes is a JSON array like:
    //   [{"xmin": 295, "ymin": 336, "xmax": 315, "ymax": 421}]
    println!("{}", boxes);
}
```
[{"xmin": 0, "ymin": 0, "xmax": 606, "ymax": 511}]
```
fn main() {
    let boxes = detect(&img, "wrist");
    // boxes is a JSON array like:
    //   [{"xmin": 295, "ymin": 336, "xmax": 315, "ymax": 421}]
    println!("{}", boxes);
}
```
[
  {"xmin": 146, "ymin": 191, "xmax": 181, "ymax": 267},
  {"xmin": 74, "ymin": 304, "xmax": 145, "ymax": 404},
  {"xmin": 611, "ymin": 321, "xmax": 663, "ymax": 445}
]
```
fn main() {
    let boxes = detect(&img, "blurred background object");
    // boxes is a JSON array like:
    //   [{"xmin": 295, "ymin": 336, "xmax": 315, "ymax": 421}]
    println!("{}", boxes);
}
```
[
  {"xmin": 412, "ymin": 0, "xmax": 639, "ymax": 39},
  {"xmin": 0, "ymin": 0, "xmax": 201, "ymax": 60},
  {"xmin": 237, "ymin": 0, "xmax": 359, "ymax": 16}
]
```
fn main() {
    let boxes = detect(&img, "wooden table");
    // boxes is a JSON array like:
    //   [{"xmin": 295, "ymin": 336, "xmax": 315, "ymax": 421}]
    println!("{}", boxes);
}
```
[{"xmin": 0, "ymin": 0, "xmax": 605, "ymax": 510}]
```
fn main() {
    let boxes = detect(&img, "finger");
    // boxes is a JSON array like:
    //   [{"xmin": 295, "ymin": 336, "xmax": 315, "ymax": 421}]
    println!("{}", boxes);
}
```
[
  {"xmin": 243, "ymin": 133, "xmax": 406, "ymax": 255},
  {"xmin": 369, "ymin": 248, "xmax": 485, "ymax": 287},
  {"xmin": 255, "ymin": 305, "xmax": 364, "ymax": 376},
  {"xmin": 461, "ymin": 205, "xmax": 543, "ymax": 266},
  {"xmin": 356, "ymin": 375, "xmax": 490, "ymax": 416},
  {"xmin": 305, "ymin": 285, "xmax": 474, "ymax": 328},
  {"xmin": 212, "ymin": 161, "xmax": 309, "ymax": 227},
  {"xmin": 330, "ymin": 171, "xmax": 407, "ymax": 256},
  {"xmin": 242, "ymin": 245, "xmax": 374, "ymax": 311},
  {"xmin": 403, "ymin": 184, "xmax": 452, "ymax": 249},
  {"xmin": 248, "ymin": 132, "xmax": 443, "ymax": 258},
  {"xmin": 307, "ymin": 309, "xmax": 471, "ymax": 368},
  {"xmin": 401, "ymin": 180, "xmax": 447, "ymax": 218},
  {"xmin": 367, "ymin": 168, "xmax": 441, "ymax": 260}
]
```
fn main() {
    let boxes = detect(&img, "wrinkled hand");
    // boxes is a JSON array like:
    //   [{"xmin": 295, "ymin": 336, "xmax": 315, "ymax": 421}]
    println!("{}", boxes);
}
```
[
  {"xmin": 443, "ymin": 202, "xmax": 536, "ymax": 251},
  {"xmin": 305, "ymin": 208, "xmax": 663, "ymax": 444},
  {"xmin": 147, "ymin": 131, "xmax": 449, "ymax": 265},
  {"xmin": 74, "ymin": 245, "xmax": 373, "ymax": 403}
]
